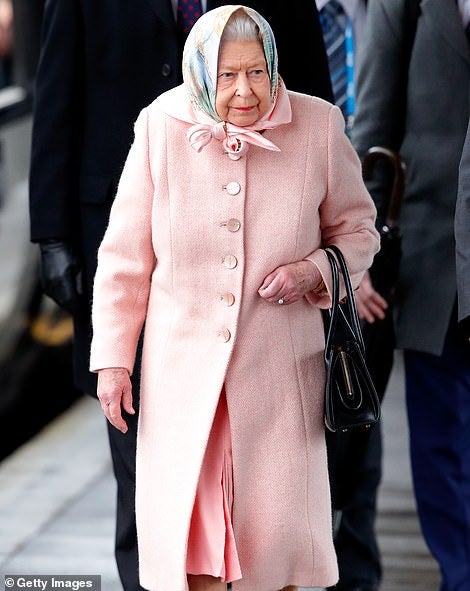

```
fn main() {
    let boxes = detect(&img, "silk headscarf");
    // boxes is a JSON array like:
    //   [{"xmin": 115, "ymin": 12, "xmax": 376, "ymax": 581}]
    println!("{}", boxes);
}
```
[{"xmin": 157, "ymin": 5, "xmax": 292, "ymax": 160}]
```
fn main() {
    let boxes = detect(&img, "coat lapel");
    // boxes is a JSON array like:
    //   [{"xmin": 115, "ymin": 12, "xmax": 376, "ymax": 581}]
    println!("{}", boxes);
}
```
[
  {"xmin": 422, "ymin": 0, "xmax": 470, "ymax": 66},
  {"xmin": 143, "ymin": 0, "xmax": 175, "ymax": 29}
]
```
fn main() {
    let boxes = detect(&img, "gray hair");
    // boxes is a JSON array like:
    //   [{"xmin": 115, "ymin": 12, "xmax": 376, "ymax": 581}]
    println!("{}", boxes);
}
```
[{"xmin": 221, "ymin": 8, "xmax": 263, "ymax": 44}]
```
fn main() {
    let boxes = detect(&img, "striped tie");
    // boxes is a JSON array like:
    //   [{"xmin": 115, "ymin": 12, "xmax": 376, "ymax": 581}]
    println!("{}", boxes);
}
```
[{"xmin": 320, "ymin": 0, "xmax": 348, "ymax": 113}]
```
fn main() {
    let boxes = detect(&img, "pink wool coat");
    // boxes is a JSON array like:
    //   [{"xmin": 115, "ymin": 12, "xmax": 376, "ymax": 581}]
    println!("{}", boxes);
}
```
[{"xmin": 90, "ymin": 89, "xmax": 380, "ymax": 591}]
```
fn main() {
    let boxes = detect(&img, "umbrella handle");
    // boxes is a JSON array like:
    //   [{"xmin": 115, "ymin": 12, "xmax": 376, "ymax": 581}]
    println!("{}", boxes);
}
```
[{"xmin": 362, "ymin": 146, "xmax": 406, "ymax": 228}]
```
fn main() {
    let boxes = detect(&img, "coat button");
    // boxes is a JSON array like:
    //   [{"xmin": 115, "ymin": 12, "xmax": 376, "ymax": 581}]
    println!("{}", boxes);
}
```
[
  {"xmin": 221, "ymin": 292, "xmax": 235, "ymax": 306},
  {"xmin": 218, "ymin": 328, "xmax": 231, "ymax": 342},
  {"xmin": 227, "ymin": 218, "xmax": 241, "ymax": 232},
  {"xmin": 161, "ymin": 63, "xmax": 172, "ymax": 77},
  {"xmin": 223, "ymin": 255, "xmax": 238, "ymax": 269},
  {"xmin": 225, "ymin": 182, "xmax": 241, "ymax": 195}
]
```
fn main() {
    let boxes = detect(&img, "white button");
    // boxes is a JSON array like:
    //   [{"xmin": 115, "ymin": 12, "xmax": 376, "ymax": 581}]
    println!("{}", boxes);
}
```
[
  {"xmin": 218, "ymin": 328, "xmax": 231, "ymax": 342},
  {"xmin": 227, "ymin": 218, "xmax": 241, "ymax": 232},
  {"xmin": 223, "ymin": 255, "xmax": 238, "ymax": 269},
  {"xmin": 221, "ymin": 292, "xmax": 235, "ymax": 306},
  {"xmin": 226, "ymin": 182, "xmax": 241, "ymax": 196}
]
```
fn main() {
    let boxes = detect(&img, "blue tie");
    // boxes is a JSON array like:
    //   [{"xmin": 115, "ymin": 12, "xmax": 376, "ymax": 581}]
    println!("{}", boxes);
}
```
[{"xmin": 320, "ymin": 0, "xmax": 348, "ymax": 113}]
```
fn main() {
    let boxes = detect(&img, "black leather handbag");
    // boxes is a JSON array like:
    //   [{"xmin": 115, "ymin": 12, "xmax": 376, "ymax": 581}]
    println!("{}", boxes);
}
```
[{"xmin": 322, "ymin": 245, "xmax": 381, "ymax": 432}]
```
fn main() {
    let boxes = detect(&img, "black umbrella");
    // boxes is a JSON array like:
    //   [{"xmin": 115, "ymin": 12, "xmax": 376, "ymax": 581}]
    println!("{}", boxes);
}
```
[
  {"xmin": 362, "ymin": 146, "xmax": 406, "ymax": 306},
  {"xmin": 360, "ymin": 146, "xmax": 406, "ymax": 400}
]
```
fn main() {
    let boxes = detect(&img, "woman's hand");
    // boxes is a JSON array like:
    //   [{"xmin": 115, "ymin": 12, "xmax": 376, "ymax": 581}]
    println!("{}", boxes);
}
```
[
  {"xmin": 97, "ymin": 367, "xmax": 135, "ymax": 433},
  {"xmin": 258, "ymin": 260, "xmax": 322, "ymax": 305},
  {"xmin": 355, "ymin": 271, "xmax": 388, "ymax": 323}
]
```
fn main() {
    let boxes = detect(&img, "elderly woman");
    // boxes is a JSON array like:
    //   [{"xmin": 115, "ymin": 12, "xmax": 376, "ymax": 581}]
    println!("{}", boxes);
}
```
[{"xmin": 90, "ymin": 5, "xmax": 379, "ymax": 591}]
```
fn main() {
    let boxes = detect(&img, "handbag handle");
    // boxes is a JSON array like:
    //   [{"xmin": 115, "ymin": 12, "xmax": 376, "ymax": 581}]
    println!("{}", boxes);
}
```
[{"xmin": 324, "ymin": 245, "xmax": 365, "ymax": 355}]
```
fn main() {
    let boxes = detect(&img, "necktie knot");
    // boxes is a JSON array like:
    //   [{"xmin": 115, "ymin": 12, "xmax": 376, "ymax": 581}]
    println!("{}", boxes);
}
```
[{"xmin": 321, "ymin": 0, "xmax": 344, "ymax": 19}]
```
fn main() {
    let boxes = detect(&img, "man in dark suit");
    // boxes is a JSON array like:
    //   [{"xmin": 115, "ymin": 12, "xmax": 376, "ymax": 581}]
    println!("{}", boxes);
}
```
[
  {"xmin": 352, "ymin": 1, "xmax": 470, "ymax": 590},
  {"xmin": 28, "ymin": 2, "xmax": 333, "ymax": 589}
]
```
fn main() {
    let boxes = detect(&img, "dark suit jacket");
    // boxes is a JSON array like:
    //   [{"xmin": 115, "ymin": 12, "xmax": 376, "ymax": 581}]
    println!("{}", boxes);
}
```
[
  {"xmin": 29, "ymin": 0, "xmax": 333, "ymax": 393},
  {"xmin": 352, "ymin": 0, "xmax": 470, "ymax": 356}
]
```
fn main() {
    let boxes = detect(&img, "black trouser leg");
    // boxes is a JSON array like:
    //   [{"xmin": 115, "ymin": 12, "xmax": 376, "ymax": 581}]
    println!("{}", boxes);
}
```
[
  {"xmin": 106, "ymin": 402, "xmax": 145, "ymax": 591},
  {"xmin": 105, "ymin": 337, "xmax": 145, "ymax": 591},
  {"xmin": 332, "ymin": 422, "xmax": 382, "ymax": 590}
]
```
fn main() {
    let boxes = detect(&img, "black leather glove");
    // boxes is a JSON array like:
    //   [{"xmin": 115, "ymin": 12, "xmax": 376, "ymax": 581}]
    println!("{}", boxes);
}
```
[{"xmin": 39, "ymin": 239, "xmax": 83, "ymax": 314}]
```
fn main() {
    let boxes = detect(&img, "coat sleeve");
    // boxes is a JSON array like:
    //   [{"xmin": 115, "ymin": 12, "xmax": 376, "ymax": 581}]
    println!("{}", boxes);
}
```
[
  {"xmin": 29, "ymin": 0, "xmax": 83, "ymax": 242},
  {"xmin": 89, "ymin": 108, "xmax": 156, "ymax": 374},
  {"xmin": 304, "ymin": 105, "xmax": 380, "ymax": 308},
  {"xmin": 350, "ymin": 0, "xmax": 409, "ymax": 223},
  {"xmin": 455, "ymin": 117, "xmax": 470, "ymax": 322}
]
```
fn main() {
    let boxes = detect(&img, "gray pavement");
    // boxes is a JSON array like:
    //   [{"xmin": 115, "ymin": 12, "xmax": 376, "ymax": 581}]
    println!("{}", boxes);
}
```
[{"xmin": 0, "ymin": 352, "xmax": 440, "ymax": 590}]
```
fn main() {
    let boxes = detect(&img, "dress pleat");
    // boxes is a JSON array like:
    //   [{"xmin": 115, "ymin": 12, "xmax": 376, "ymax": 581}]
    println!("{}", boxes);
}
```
[{"xmin": 186, "ymin": 391, "xmax": 242, "ymax": 583}]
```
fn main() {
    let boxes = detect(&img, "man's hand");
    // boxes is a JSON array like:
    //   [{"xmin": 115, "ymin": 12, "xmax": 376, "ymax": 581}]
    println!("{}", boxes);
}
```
[
  {"xmin": 355, "ymin": 271, "xmax": 388, "ymax": 323},
  {"xmin": 39, "ymin": 239, "xmax": 83, "ymax": 314}
]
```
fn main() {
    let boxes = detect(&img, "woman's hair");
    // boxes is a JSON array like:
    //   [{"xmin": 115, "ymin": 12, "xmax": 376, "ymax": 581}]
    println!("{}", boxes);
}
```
[{"xmin": 220, "ymin": 8, "xmax": 263, "ymax": 44}]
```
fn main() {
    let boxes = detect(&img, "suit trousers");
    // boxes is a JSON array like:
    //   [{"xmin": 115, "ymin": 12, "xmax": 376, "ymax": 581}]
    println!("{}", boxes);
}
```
[
  {"xmin": 404, "ymin": 318, "xmax": 470, "ymax": 591},
  {"xmin": 106, "ymin": 406, "xmax": 144, "ymax": 591},
  {"xmin": 332, "ymin": 422, "xmax": 382, "ymax": 591}
]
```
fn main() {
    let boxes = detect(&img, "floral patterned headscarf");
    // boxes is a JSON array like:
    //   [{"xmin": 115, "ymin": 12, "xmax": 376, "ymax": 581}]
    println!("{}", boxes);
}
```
[
  {"xmin": 182, "ymin": 5, "xmax": 279, "ymax": 121},
  {"xmin": 156, "ymin": 5, "xmax": 292, "ymax": 159}
]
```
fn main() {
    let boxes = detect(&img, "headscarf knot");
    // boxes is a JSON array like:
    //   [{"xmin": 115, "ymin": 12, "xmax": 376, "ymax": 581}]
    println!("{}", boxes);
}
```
[{"xmin": 187, "ymin": 121, "xmax": 227, "ymax": 152}]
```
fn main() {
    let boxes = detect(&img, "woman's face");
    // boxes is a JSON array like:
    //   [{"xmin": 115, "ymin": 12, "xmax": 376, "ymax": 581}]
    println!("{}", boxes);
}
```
[{"xmin": 215, "ymin": 39, "xmax": 271, "ymax": 127}]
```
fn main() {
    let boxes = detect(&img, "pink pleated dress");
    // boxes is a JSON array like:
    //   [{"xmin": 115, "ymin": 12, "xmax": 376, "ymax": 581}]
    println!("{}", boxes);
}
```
[{"xmin": 186, "ymin": 392, "xmax": 242, "ymax": 583}]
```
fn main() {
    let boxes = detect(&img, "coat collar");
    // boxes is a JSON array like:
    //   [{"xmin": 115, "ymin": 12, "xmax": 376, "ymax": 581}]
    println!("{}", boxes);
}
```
[{"xmin": 423, "ymin": 0, "xmax": 470, "ymax": 66}]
